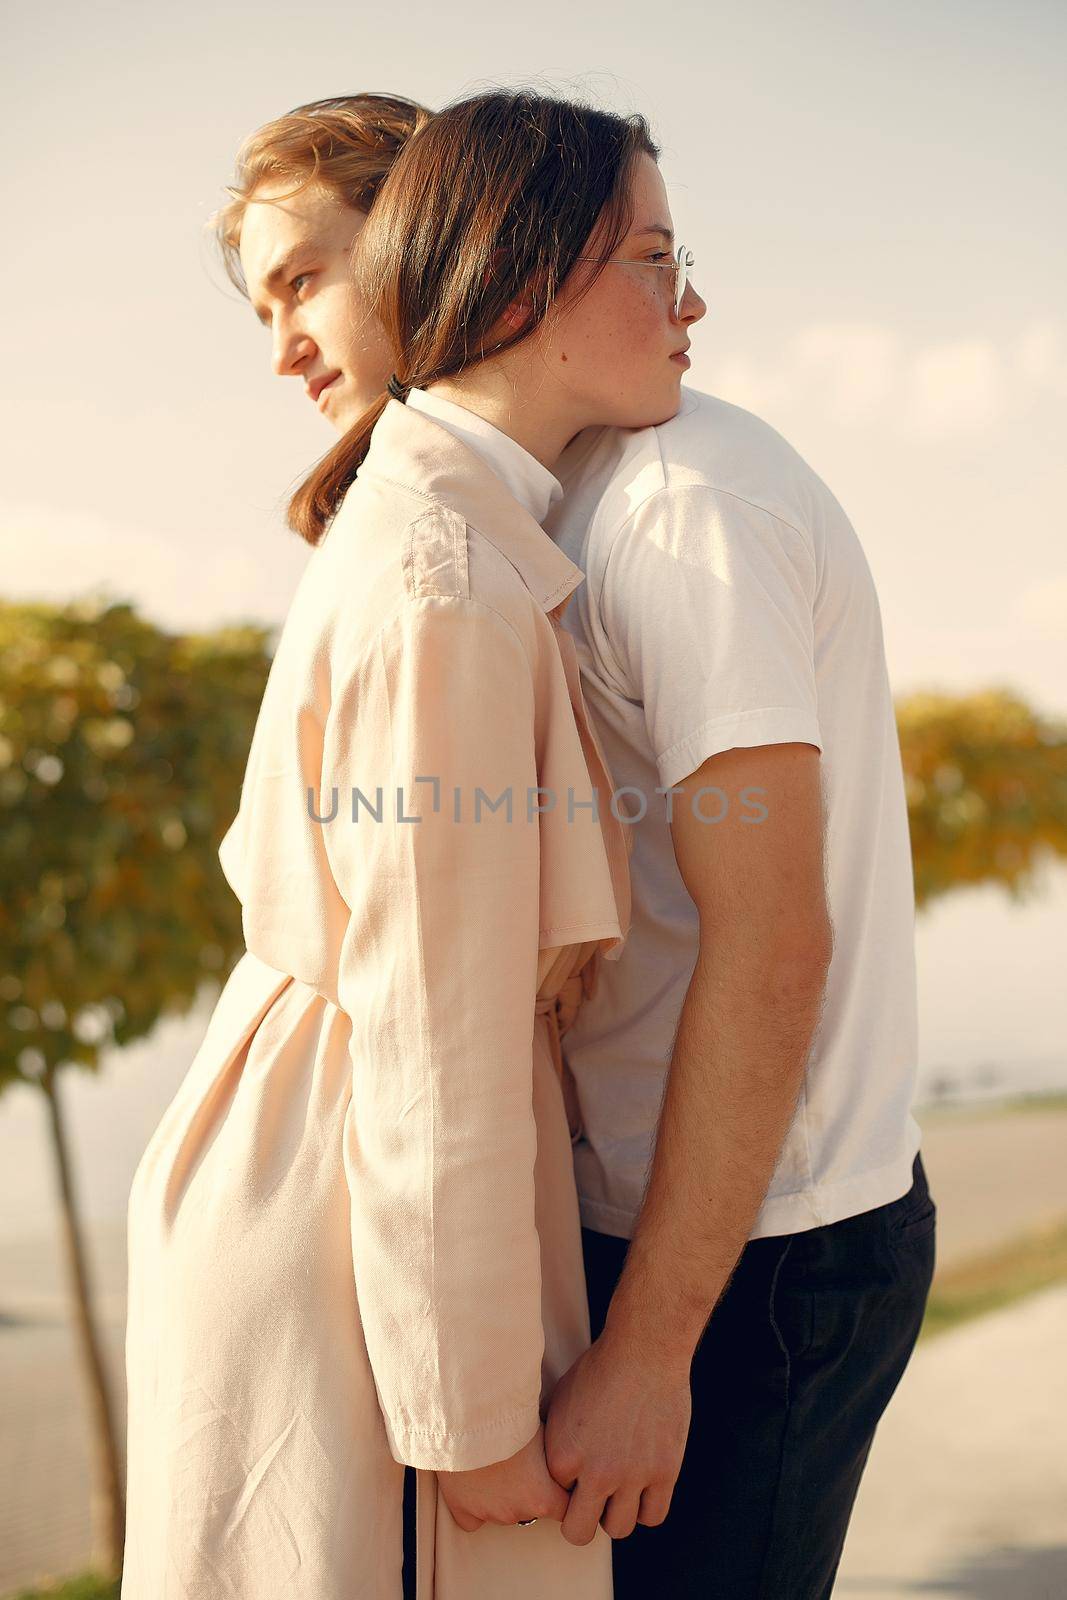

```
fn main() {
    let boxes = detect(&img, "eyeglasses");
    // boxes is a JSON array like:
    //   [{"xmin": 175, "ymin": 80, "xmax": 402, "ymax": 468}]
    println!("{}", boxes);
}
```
[{"xmin": 576, "ymin": 242, "xmax": 695, "ymax": 316}]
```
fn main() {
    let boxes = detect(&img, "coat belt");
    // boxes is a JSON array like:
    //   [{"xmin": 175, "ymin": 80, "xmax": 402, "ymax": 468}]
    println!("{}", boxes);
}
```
[{"xmin": 533, "ymin": 952, "xmax": 603, "ymax": 1141}]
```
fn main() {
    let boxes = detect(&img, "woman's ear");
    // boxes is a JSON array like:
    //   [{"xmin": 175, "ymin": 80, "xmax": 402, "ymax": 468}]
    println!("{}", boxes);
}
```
[{"xmin": 499, "ymin": 299, "xmax": 535, "ymax": 334}]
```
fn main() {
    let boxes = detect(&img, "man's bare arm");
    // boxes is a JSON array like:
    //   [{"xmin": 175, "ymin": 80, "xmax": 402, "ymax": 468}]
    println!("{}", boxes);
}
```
[{"xmin": 605, "ymin": 741, "xmax": 834, "ymax": 1367}]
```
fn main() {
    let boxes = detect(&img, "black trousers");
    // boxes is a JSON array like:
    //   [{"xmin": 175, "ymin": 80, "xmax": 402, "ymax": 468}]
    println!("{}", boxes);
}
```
[
  {"xmin": 584, "ymin": 1152, "xmax": 936, "ymax": 1598},
  {"xmin": 404, "ymin": 1153, "xmax": 935, "ymax": 1598}
]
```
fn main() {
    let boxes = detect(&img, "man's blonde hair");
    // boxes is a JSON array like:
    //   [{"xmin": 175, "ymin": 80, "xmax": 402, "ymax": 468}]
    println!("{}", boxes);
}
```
[{"xmin": 210, "ymin": 93, "xmax": 433, "ymax": 297}]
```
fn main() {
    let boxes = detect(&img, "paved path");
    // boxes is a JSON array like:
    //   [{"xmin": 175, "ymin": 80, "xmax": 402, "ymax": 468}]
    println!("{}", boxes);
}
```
[
  {"xmin": 0, "ymin": 1302, "xmax": 126, "ymax": 1593},
  {"xmin": 2, "ymin": 1104, "xmax": 1065, "ymax": 1594},
  {"xmin": 836, "ymin": 1285, "xmax": 1067, "ymax": 1599},
  {"xmin": 918, "ymin": 1103, "xmax": 1067, "ymax": 1270}
]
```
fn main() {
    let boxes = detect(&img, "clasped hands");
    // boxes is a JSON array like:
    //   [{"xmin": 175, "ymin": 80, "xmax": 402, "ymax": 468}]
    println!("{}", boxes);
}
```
[{"xmin": 437, "ymin": 1321, "xmax": 692, "ymax": 1544}]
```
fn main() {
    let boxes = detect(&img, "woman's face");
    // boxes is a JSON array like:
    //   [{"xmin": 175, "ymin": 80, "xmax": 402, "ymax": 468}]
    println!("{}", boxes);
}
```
[
  {"xmin": 533, "ymin": 152, "xmax": 706, "ymax": 432},
  {"xmin": 239, "ymin": 181, "xmax": 393, "ymax": 433}
]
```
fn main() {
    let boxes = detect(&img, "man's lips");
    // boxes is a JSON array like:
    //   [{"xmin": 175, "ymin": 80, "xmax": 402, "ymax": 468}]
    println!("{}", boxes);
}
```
[
  {"xmin": 307, "ymin": 372, "xmax": 342, "ymax": 407},
  {"xmin": 670, "ymin": 344, "xmax": 691, "ymax": 368}
]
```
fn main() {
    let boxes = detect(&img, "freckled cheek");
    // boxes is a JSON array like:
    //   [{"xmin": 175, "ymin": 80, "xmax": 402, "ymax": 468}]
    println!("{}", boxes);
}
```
[
  {"xmin": 557, "ymin": 285, "xmax": 665, "ymax": 371},
  {"xmin": 595, "ymin": 314, "xmax": 664, "ymax": 369},
  {"xmin": 607, "ymin": 282, "xmax": 668, "ymax": 352}
]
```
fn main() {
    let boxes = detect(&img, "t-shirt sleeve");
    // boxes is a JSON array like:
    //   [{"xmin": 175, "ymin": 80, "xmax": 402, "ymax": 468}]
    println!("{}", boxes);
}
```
[{"xmin": 600, "ymin": 484, "xmax": 823, "ymax": 791}]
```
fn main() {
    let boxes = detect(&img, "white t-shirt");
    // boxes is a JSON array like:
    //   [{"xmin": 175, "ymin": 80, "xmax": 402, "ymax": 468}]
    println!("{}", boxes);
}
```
[{"xmin": 542, "ymin": 386, "xmax": 922, "ymax": 1241}]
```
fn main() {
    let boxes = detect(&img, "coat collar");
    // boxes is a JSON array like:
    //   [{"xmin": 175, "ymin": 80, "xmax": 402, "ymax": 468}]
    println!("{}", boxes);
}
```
[{"xmin": 357, "ymin": 397, "xmax": 586, "ymax": 616}]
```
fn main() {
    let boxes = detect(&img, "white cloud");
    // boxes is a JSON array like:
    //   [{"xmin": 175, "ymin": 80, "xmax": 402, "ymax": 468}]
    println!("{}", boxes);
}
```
[
  {"xmin": 908, "ymin": 339, "xmax": 1004, "ymax": 435},
  {"xmin": 1011, "ymin": 574, "xmax": 1067, "ymax": 635},
  {"xmin": 709, "ymin": 321, "xmax": 1063, "ymax": 437},
  {"xmin": 1013, "ymin": 319, "xmax": 1067, "ymax": 397},
  {"xmin": 1, "ymin": 504, "xmax": 306, "ymax": 633},
  {"xmin": 788, "ymin": 323, "xmax": 900, "ymax": 422},
  {"xmin": 706, "ymin": 356, "xmax": 791, "ymax": 418}
]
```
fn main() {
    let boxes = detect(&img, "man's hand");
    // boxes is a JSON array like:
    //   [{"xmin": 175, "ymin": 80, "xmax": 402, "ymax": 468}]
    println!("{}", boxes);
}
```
[{"xmin": 543, "ymin": 1322, "xmax": 692, "ymax": 1545}]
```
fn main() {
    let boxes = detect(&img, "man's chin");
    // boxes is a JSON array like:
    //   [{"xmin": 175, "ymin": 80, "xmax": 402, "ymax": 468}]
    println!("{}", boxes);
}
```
[
  {"xmin": 328, "ymin": 395, "xmax": 355, "ymax": 435},
  {"xmin": 330, "ymin": 382, "xmax": 390, "ymax": 435}
]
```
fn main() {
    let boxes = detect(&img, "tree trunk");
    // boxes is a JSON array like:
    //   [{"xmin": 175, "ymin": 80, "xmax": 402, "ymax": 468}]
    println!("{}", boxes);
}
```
[{"xmin": 41, "ymin": 1063, "xmax": 127, "ymax": 1579}]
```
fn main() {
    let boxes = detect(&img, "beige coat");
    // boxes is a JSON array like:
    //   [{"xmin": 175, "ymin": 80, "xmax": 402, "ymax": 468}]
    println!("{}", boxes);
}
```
[{"xmin": 121, "ymin": 398, "xmax": 632, "ymax": 1598}]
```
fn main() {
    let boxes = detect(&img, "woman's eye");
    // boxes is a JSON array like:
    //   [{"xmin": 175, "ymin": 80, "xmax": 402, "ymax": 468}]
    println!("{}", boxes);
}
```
[
  {"xmin": 647, "ymin": 252, "xmax": 670, "ymax": 263},
  {"xmin": 291, "ymin": 272, "xmax": 313, "ymax": 296}
]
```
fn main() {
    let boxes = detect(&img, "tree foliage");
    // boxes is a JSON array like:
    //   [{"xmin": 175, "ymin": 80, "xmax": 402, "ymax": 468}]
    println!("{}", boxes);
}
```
[
  {"xmin": 3, "ymin": 601, "xmax": 1066, "ymax": 1089},
  {"xmin": 896, "ymin": 687, "xmax": 1067, "ymax": 910},
  {"xmin": 0, "ymin": 597, "xmax": 272, "ymax": 1094}
]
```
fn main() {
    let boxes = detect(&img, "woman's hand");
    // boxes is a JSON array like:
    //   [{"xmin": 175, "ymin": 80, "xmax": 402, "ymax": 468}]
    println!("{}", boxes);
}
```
[{"xmin": 436, "ymin": 1422, "xmax": 571, "ymax": 1533}]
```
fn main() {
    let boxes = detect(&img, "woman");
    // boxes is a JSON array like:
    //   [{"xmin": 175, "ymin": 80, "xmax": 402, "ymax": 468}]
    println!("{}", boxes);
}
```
[{"xmin": 122, "ymin": 88, "xmax": 699, "ymax": 1598}]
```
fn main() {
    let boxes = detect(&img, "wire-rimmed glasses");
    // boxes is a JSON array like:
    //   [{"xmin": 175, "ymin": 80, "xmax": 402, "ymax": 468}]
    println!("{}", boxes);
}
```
[{"xmin": 577, "ymin": 242, "xmax": 695, "ymax": 316}]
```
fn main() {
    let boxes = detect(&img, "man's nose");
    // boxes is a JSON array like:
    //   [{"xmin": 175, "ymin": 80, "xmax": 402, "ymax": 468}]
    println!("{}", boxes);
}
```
[{"xmin": 272, "ymin": 323, "xmax": 316, "ymax": 378}]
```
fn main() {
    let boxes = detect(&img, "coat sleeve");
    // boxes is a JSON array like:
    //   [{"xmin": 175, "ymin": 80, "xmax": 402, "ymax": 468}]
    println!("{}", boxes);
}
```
[{"xmin": 320, "ymin": 592, "xmax": 546, "ymax": 1472}]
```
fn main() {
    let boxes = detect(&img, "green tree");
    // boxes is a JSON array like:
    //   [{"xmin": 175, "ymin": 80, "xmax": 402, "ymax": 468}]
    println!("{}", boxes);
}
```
[
  {"xmin": 0, "ymin": 597, "xmax": 271, "ymax": 1580},
  {"xmin": 896, "ymin": 687, "xmax": 1067, "ymax": 909},
  {"xmin": 4, "ymin": 593, "xmax": 1066, "ymax": 1584}
]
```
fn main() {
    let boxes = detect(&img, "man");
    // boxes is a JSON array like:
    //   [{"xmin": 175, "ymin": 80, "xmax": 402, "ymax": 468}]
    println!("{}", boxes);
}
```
[
  {"xmin": 219, "ymin": 94, "xmax": 934, "ymax": 1599},
  {"xmin": 540, "ymin": 386, "xmax": 935, "ymax": 1597}
]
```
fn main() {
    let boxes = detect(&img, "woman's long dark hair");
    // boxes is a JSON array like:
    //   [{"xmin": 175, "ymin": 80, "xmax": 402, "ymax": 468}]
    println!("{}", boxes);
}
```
[{"xmin": 288, "ymin": 89, "xmax": 659, "ymax": 546}]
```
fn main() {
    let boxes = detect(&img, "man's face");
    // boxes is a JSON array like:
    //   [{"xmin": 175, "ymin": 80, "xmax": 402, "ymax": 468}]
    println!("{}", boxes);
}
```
[
  {"xmin": 534, "ymin": 152, "xmax": 706, "ymax": 432},
  {"xmin": 239, "ymin": 181, "xmax": 393, "ymax": 433}
]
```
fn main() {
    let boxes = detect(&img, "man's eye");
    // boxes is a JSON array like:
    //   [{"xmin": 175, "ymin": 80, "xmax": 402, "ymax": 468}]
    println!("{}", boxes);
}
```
[{"xmin": 647, "ymin": 252, "xmax": 670, "ymax": 263}]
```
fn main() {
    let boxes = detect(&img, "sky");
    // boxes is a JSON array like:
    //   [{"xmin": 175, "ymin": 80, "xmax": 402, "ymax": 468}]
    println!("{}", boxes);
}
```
[
  {"xmin": 1, "ymin": 0, "xmax": 1064, "ymax": 1225},
  {"xmin": 3, "ymin": 0, "xmax": 1064, "ymax": 707}
]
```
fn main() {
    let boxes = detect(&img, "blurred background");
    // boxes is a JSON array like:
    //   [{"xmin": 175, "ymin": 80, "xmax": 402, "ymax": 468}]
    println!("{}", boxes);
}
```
[{"xmin": 1, "ymin": 1, "xmax": 1065, "ymax": 1596}]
